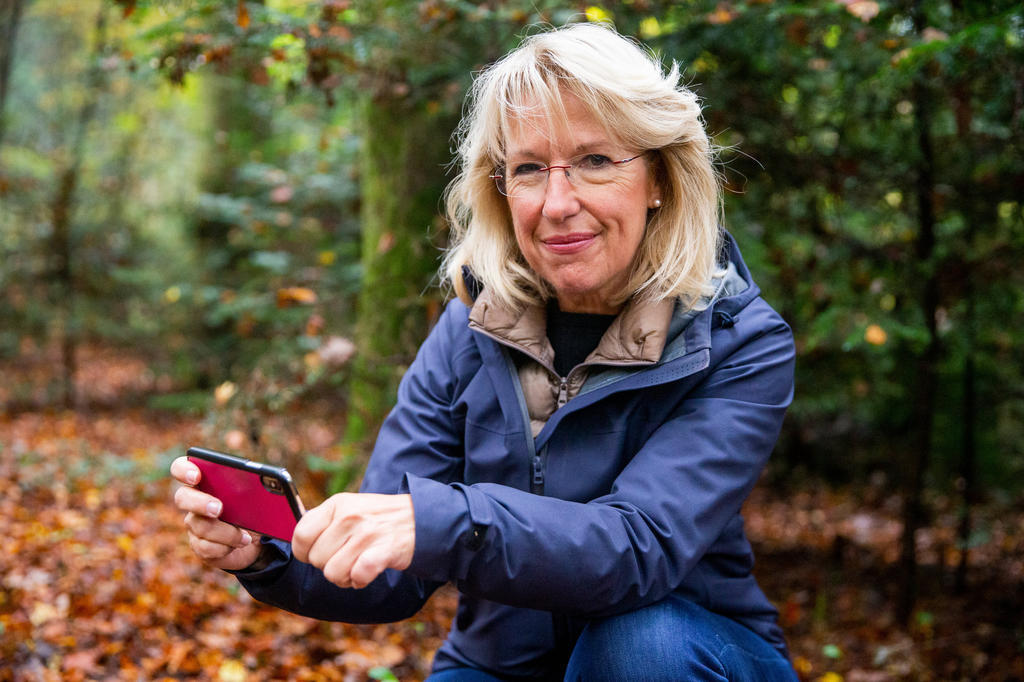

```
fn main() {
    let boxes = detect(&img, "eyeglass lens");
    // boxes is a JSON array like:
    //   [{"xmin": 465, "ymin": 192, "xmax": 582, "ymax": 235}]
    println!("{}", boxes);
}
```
[{"xmin": 492, "ymin": 153, "xmax": 644, "ymax": 197}]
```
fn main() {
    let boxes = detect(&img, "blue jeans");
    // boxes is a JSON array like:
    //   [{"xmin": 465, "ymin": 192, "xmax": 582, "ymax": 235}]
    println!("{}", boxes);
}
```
[{"xmin": 427, "ymin": 596, "xmax": 797, "ymax": 681}]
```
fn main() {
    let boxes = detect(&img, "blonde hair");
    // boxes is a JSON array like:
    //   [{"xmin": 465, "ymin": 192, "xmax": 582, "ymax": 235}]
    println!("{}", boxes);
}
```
[{"xmin": 441, "ymin": 22, "xmax": 722, "ymax": 310}]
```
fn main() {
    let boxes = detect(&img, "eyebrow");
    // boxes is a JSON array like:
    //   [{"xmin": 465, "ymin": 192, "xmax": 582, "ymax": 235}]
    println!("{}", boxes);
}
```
[{"xmin": 506, "ymin": 140, "xmax": 618, "ymax": 160}]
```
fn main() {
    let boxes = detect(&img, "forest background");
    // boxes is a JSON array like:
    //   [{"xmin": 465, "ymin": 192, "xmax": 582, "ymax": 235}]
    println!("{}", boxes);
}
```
[{"xmin": 0, "ymin": 0, "xmax": 1022, "ymax": 680}]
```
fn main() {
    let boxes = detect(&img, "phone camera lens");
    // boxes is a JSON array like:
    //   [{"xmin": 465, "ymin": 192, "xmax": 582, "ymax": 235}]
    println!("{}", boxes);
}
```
[{"xmin": 261, "ymin": 475, "xmax": 284, "ymax": 494}]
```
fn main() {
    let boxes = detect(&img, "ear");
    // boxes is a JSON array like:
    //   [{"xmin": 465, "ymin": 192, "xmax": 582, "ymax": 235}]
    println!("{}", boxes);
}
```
[
  {"xmin": 645, "ymin": 153, "xmax": 664, "ymax": 209},
  {"xmin": 646, "ymin": 179, "xmax": 663, "ymax": 210}
]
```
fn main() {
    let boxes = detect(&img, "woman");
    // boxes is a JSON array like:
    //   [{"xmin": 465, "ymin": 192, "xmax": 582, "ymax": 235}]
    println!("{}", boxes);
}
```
[{"xmin": 172, "ymin": 23, "xmax": 797, "ymax": 681}]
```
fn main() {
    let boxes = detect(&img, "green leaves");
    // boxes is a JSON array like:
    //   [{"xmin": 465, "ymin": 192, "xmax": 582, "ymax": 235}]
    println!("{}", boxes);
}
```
[
  {"xmin": 823, "ymin": 643, "xmax": 843, "ymax": 660},
  {"xmin": 368, "ymin": 668, "xmax": 399, "ymax": 682},
  {"xmin": 265, "ymin": 33, "xmax": 308, "ymax": 89}
]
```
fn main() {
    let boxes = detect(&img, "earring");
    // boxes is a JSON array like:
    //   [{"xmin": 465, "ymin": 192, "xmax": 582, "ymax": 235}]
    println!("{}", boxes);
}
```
[{"xmin": 652, "ymin": 199, "xmax": 662, "ymax": 208}]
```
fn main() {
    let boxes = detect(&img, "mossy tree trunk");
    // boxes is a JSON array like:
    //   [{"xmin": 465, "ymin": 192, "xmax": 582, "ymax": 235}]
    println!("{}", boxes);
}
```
[
  {"xmin": 339, "ymin": 93, "xmax": 454, "ymax": 479},
  {"xmin": 0, "ymin": 0, "xmax": 27, "ymax": 149}
]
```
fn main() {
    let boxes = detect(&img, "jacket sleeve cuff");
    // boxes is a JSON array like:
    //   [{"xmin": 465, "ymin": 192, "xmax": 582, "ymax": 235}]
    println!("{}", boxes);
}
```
[{"xmin": 404, "ymin": 473, "xmax": 491, "ymax": 582}]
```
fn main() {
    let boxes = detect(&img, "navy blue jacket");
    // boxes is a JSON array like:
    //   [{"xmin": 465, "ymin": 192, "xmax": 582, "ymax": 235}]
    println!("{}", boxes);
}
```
[{"xmin": 237, "ymin": 236, "xmax": 795, "ymax": 678}]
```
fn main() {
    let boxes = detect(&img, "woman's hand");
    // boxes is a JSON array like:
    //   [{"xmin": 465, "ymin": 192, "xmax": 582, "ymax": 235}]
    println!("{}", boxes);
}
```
[
  {"xmin": 170, "ymin": 456, "xmax": 263, "ymax": 571},
  {"xmin": 291, "ymin": 493, "xmax": 415, "ymax": 589}
]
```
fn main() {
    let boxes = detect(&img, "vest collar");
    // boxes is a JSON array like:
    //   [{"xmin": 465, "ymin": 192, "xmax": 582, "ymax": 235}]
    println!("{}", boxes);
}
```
[{"xmin": 467, "ymin": 289, "xmax": 674, "ymax": 368}]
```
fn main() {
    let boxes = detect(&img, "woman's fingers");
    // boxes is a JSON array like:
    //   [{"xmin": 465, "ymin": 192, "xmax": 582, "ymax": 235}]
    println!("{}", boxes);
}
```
[
  {"xmin": 171, "ymin": 456, "xmax": 262, "ymax": 571},
  {"xmin": 188, "ymin": 529, "xmax": 263, "ymax": 570},
  {"xmin": 293, "ymin": 493, "xmax": 415, "ymax": 589},
  {"xmin": 169, "ymin": 456, "xmax": 201, "ymax": 486},
  {"xmin": 183, "ymin": 512, "xmax": 262, "ymax": 570},
  {"xmin": 171, "ymin": 457, "xmax": 223, "ymax": 520},
  {"xmin": 321, "ymin": 538, "xmax": 359, "ymax": 588},
  {"xmin": 184, "ymin": 511, "xmax": 254, "ymax": 548},
  {"xmin": 349, "ymin": 542, "xmax": 392, "ymax": 590},
  {"xmin": 189, "ymin": 531, "xmax": 238, "ymax": 561},
  {"xmin": 173, "ymin": 484, "xmax": 224, "ymax": 518}
]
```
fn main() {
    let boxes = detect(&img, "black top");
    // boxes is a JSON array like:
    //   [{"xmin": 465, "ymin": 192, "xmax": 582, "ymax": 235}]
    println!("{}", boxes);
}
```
[{"xmin": 546, "ymin": 299, "xmax": 617, "ymax": 378}]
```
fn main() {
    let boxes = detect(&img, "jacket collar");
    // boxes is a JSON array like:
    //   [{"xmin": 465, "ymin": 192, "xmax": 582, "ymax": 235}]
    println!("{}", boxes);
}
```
[{"xmin": 465, "ymin": 232, "xmax": 755, "ymax": 368}]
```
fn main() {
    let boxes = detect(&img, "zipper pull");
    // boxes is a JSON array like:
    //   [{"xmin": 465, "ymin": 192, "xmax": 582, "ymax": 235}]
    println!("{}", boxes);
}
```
[
  {"xmin": 557, "ymin": 376, "xmax": 568, "ymax": 408},
  {"xmin": 532, "ymin": 453, "xmax": 545, "ymax": 492}
]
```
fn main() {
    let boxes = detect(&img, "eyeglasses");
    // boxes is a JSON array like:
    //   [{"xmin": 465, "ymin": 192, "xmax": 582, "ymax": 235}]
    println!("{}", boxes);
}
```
[{"xmin": 490, "ymin": 152, "xmax": 647, "ymax": 198}]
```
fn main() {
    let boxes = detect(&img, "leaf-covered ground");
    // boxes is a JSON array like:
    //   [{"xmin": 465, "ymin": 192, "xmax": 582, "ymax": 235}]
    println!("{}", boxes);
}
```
[{"xmin": 1, "ymin": 348, "xmax": 1021, "ymax": 681}]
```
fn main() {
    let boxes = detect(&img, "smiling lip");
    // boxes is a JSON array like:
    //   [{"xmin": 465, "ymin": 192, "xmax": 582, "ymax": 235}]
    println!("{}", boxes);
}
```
[{"xmin": 542, "ymin": 233, "xmax": 596, "ymax": 255}]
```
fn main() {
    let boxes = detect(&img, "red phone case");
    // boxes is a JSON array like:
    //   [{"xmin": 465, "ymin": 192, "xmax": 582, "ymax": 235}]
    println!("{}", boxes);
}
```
[{"xmin": 186, "ymin": 447, "xmax": 305, "ymax": 541}]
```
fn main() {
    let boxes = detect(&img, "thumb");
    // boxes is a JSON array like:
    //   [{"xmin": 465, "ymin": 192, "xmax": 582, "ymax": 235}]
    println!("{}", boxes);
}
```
[{"xmin": 291, "ymin": 501, "xmax": 332, "ymax": 563}]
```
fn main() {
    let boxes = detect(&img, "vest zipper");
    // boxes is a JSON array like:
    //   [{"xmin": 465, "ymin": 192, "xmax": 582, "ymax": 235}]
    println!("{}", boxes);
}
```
[{"xmin": 556, "ymin": 376, "xmax": 569, "ymax": 408}]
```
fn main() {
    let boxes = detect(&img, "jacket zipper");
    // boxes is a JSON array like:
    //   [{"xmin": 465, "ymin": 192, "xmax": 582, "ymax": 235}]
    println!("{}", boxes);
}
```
[
  {"xmin": 535, "ymin": 377, "xmax": 566, "ymax": 493},
  {"xmin": 531, "ymin": 447, "xmax": 546, "ymax": 495},
  {"xmin": 497, "ymin": 347, "xmax": 543, "ymax": 495}
]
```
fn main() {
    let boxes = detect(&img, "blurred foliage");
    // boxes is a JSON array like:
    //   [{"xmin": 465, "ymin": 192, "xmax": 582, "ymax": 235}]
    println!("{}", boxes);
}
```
[
  {"xmin": 1, "ymin": 0, "xmax": 1022, "ymax": 499},
  {"xmin": 643, "ymin": 0, "xmax": 1024, "ymax": 491},
  {"xmin": 0, "ymin": 2, "xmax": 190, "ymax": 357}
]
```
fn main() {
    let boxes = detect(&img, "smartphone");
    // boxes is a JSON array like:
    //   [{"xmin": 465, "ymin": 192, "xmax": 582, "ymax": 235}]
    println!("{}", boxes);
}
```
[{"xmin": 186, "ymin": 446, "xmax": 305, "ymax": 542}]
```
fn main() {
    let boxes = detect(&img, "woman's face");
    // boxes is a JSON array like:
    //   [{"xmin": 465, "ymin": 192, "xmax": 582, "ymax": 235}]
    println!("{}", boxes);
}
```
[{"xmin": 503, "ymin": 94, "xmax": 661, "ymax": 314}]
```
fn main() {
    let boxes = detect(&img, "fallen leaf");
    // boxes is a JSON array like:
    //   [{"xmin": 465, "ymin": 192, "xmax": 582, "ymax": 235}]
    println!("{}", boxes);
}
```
[
  {"xmin": 218, "ymin": 659, "xmax": 248, "ymax": 682},
  {"xmin": 64, "ymin": 648, "xmax": 102, "ymax": 673}
]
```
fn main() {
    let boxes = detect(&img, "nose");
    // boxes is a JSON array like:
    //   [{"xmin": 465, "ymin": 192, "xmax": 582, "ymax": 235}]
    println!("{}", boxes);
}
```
[{"xmin": 541, "ymin": 167, "xmax": 581, "ymax": 221}]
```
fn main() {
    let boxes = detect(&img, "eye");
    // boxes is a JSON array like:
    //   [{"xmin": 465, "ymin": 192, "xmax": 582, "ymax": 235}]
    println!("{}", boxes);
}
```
[
  {"xmin": 511, "ymin": 162, "xmax": 544, "ymax": 176},
  {"xmin": 576, "ymin": 154, "xmax": 613, "ymax": 169}
]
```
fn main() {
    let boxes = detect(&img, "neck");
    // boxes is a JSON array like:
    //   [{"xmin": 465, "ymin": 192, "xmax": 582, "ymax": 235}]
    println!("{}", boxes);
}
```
[{"xmin": 554, "ymin": 295, "xmax": 622, "ymax": 315}]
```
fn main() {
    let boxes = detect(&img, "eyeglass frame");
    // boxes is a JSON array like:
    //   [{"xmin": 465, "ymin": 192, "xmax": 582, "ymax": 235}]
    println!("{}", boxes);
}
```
[{"xmin": 488, "ymin": 152, "xmax": 648, "ymax": 198}]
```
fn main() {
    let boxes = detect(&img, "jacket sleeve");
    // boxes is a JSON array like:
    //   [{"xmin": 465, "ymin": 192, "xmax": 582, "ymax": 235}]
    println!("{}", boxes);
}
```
[
  {"xmin": 404, "ymin": 303, "xmax": 795, "ymax": 618},
  {"xmin": 234, "ymin": 301, "xmax": 471, "ymax": 622},
  {"xmin": 233, "ymin": 542, "xmax": 440, "ymax": 623}
]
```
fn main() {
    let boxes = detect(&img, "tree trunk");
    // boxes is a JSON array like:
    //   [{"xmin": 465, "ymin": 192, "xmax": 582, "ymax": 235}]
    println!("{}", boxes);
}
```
[
  {"xmin": 52, "ymin": 166, "xmax": 80, "ymax": 408},
  {"xmin": 898, "ymin": 0, "xmax": 940, "ymax": 624},
  {"xmin": 341, "ymin": 93, "xmax": 454, "ymax": 478},
  {"xmin": 953, "ymin": 89, "xmax": 981, "ymax": 595},
  {"xmin": 0, "ymin": 0, "xmax": 27, "ymax": 149},
  {"xmin": 50, "ymin": 1, "xmax": 108, "ymax": 409},
  {"xmin": 954, "ymin": 291, "xmax": 977, "ymax": 593}
]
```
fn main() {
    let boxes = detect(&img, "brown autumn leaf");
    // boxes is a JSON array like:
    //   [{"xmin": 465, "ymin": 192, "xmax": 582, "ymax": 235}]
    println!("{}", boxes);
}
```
[
  {"xmin": 276, "ymin": 286, "xmax": 318, "ymax": 307},
  {"xmin": 236, "ymin": 0, "xmax": 251, "ymax": 29},
  {"xmin": 707, "ymin": 3, "xmax": 737, "ymax": 25},
  {"xmin": 117, "ymin": 0, "xmax": 137, "ymax": 19},
  {"xmin": 63, "ymin": 648, "xmax": 103, "ymax": 675}
]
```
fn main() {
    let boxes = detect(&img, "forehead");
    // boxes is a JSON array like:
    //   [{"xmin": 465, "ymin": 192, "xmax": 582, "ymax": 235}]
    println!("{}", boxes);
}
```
[{"xmin": 501, "ymin": 92, "xmax": 619, "ymax": 158}]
